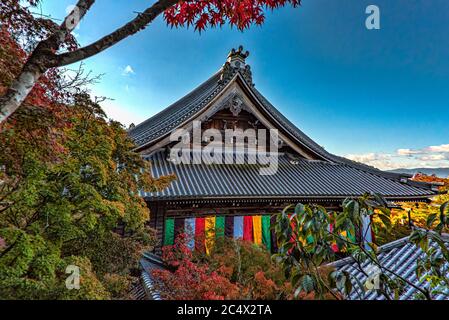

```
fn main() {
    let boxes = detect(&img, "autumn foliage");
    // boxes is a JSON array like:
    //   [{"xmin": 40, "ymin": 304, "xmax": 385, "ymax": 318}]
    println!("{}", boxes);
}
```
[
  {"xmin": 0, "ymin": 0, "xmax": 307, "ymax": 299},
  {"xmin": 0, "ymin": 27, "xmax": 64, "ymax": 109},
  {"xmin": 412, "ymin": 173, "xmax": 449, "ymax": 192},
  {"xmin": 152, "ymin": 234, "xmax": 293, "ymax": 300},
  {"xmin": 164, "ymin": 0, "xmax": 301, "ymax": 31},
  {"xmin": 372, "ymin": 174, "xmax": 449, "ymax": 245},
  {"xmin": 0, "ymin": 28, "xmax": 174, "ymax": 299}
]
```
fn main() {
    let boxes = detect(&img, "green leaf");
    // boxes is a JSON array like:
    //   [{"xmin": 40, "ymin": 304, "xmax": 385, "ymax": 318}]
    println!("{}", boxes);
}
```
[
  {"xmin": 378, "ymin": 213, "xmax": 391, "ymax": 230},
  {"xmin": 295, "ymin": 203, "xmax": 306, "ymax": 216},
  {"xmin": 335, "ymin": 212, "xmax": 347, "ymax": 229},
  {"xmin": 373, "ymin": 193, "xmax": 389, "ymax": 208},
  {"xmin": 426, "ymin": 213, "xmax": 438, "ymax": 228},
  {"xmin": 301, "ymin": 275, "xmax": 314, "ymax": 293},
  {"xmin": 440, "ymin": 201, "xmax": 449, "ymax": 225},
  {"xmin": 364, "ymin": 199, "xmax": 379, "ymax": 208},
  {"xmin": 419, "ymin": 237, "xmax": 429, "ymax": 252},
  {"xmin": 291, "ymin": 269, "xmax": 302, "ymax": 288},
  {"xmin": 343, "ymin": 271, "xmax": 353, "ymax": 295}
]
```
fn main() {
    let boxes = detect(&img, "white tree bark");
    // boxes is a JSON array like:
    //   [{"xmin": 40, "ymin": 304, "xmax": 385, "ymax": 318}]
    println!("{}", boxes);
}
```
[
  {"xmin": 0, "ymin": 0, "xmax": 95, "ymax": 124},
  {"xmin": 0, "ymin": 0, "xmax": 178, "ymax": 125},
  {"xmin": 0, "ymin": 70, "xmax": 42, "ymax": 123}
]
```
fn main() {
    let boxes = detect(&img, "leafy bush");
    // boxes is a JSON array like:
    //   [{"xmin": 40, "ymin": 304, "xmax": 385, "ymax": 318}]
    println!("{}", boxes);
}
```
[
  {"xmin": 152, "ymin": 234, "xmax": 293, "ymax": 300},
  {"xmin": 102, "ymin": 273, "xmax": 133, "ymax": 300},
  {"xmin": 374, "ymin": 192, "xmax": 449, "ymax": 245}
]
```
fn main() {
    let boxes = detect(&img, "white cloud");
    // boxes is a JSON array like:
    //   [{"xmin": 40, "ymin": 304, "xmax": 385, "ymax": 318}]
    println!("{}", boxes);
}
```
[
  {"xmin": 427, "ymin": 144, "xmax": 449, "ymax": 153},
  {"xmin": 397, "ymin": 148, "xmax": 421, "ymax": 156},
  {"xmin": 122, "ymin": 65, "xmax": 135, "ymax": 76},
  {"xmin": 419, "ymin": 154, "xmax": 447, "ymax": 161},
  {"xmin": 345, "ymin": 152, "xmax": 390, "ymax": 163},
  {"xmin": 397, "ymin": 144, "xmax": 449, "ymax": 156},
  {"xmin": 345, "ymin": 143, "xmax": 449, "ymax": 170},
  {"xmin": 345, "ymin": 153, "xmax": 396, "ymax": 170}
]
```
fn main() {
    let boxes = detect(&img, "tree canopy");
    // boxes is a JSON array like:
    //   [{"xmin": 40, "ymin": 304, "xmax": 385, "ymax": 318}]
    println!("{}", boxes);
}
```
[{"xmin": 0, "ymin": 28, "xmax": 174, "ymax": 299}]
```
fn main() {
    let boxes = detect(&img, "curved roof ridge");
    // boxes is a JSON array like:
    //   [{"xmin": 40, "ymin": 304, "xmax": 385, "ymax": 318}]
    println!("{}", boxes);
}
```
[{"xmin": 129, "ymin": 70, "xmax": 223, "ymax": 138}]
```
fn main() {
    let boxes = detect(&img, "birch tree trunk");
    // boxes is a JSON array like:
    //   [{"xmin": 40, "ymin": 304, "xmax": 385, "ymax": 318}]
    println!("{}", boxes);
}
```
[
  {"xmin": 0, "ymin": 68, "xmax": 41, "ymax": 123},
  {"xmin": 0, "ymin": 0, "xmax": 178, "ymax": 125},
  {"xmin": 0, "ymin": 0, "xmax": 95, "ymax": 123}
]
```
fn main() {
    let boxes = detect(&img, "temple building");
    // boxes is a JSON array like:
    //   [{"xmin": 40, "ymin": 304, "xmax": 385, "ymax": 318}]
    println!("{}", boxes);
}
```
[{"xmin": 128, "ymin": 47, "xmax": 438, "ymax": 253}]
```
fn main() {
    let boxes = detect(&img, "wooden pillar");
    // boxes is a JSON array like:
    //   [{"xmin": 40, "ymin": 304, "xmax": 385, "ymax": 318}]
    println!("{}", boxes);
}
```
[{"xmin": 148, "ymin": 200, "xmax": 166, "ymax": 256}]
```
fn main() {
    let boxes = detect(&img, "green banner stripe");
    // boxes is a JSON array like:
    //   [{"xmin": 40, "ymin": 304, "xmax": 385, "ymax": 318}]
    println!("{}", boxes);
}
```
[
  {"xmin": 164, "ymin": 218, "xmax": 175, "ymax": 245},
  {"xmin": 262, "ymin": 215, "xmax": 271, "ymax": 251},
  {"xmin": 215, "ymin": 216, "xmax": 225, "ymax": 238}
]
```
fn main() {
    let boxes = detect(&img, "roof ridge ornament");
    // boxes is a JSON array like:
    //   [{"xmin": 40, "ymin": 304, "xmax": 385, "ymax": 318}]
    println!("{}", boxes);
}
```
[
  {"xmin": 227, "ymin": 45, "xmax": 250, "ymax": 64},
  {"xmin": 220, "ymin": 46, "xmax": 254, "ymax": 86}
]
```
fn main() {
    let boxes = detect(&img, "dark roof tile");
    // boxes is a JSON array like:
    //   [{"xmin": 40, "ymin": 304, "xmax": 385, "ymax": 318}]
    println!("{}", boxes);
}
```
[
  {"xmin": 329, "ymin": 234, "xmax": 449, "ymax": 300},
  {"xmin": 142, "ymin": 151, "xmax": 434, "ymax": 200}
]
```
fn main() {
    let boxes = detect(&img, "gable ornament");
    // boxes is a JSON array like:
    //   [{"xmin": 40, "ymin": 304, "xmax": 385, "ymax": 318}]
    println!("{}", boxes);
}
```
[{"xmin": 229, "ymin": 95, "xmax": 244, "ymax": 117}]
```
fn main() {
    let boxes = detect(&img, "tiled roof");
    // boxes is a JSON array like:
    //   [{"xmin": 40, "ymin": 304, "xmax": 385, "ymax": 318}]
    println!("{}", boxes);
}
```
[
  {"xmin": 129, "ymin": 53, "xmax": 437, "ymax": 199},
  {"xmin": 139, "ymin": 253, "xmax": 167, "ymax": 300},
  {"xmin": 129, "ymin": 71, "xmax": 223, "ymax": 148},
  {"xmin": 142, "ymin": 151, "xmax": 434, "ymax": 201},
  {"xmin": 330, "ymin": 234, "xmax": 449, "ymax": 300},
  {"xmin": 128, "ymin": 280, "xmax": 147, "ymax": 300}
]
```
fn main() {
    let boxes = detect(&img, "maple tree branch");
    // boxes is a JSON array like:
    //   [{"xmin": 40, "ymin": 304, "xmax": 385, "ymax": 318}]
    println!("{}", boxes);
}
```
[{"xmin": 50, "ymin": 0, "xmax": 179, "ymax": 68}]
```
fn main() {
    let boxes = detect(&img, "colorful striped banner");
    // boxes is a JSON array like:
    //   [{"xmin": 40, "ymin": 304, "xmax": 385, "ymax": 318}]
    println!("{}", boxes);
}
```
[
  {"xmin": 164, "ymin": 214, "xmax": 277, "ymax": 252},
  {"xmin": 205, "ymin": 216, "xmax": 216, "ymax": 255},
  {"xmin": 195, "ymin": 217, "xmax": 205, "ymax": 252},
  {"xmin": 270, "ymin": 215, "xmax": 278, "ymax": 253},
  {"xmin": 225, "ymin": 216, "xmax": 234, "ymax": 237},
  {"xmin": 215, "ymin": 216, "xmax": 225, "ymax": 238},
  {"xmin": 234, "ymin": 216, "xmax": 244, "ymax": 239},
  {"xmin": 262, "ymin": 215, "xmax": 271, "ymax": 251},
  {"xmin": 253, "ymin": 215, "xmax": 262, "ymax": 245},
  {"xmin": 164, "ymin": 218, "xmax": 175, "ymax": 246},
  {"xmin": 185, "ymin": 218, "xmax": 196, "ymax": 250},
  {"xmin": 243, "ymin": 216, "xmax": 253, "ymax": 242}
]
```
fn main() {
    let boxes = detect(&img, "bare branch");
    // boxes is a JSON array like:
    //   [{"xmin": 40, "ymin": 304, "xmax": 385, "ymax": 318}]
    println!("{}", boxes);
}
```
[
  {"xmin": 94, "ymin": 96, "xmax": 113, "ymax": 104},
  {"xmin": 57, "ymin": 62, "xmax": 103, "ymax": 92}
]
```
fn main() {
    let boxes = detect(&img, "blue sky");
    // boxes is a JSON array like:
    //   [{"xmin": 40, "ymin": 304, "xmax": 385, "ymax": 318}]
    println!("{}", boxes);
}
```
[{"xmin": 38, "ymin": 0, "xmax": 449, "ymax": 170}]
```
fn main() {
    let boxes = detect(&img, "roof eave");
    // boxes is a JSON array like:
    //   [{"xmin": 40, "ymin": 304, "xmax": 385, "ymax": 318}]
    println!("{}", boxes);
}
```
[{"xmin": 144, "ymin": 194, "xmax": 435, "ymax": 203}]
